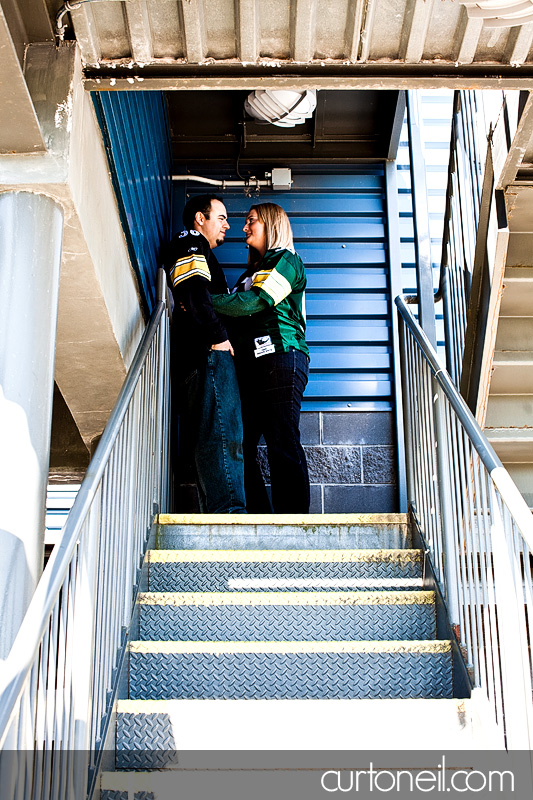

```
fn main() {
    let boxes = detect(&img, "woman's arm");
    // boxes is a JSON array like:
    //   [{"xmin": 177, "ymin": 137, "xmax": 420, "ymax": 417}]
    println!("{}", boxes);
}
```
[{"xmin": 211, "ymin": 291, "xmax": 269, "ymax": 317}]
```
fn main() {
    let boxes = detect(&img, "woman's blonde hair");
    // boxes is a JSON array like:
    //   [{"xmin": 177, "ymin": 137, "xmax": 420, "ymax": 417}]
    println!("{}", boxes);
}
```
[{"xmin": 250, "ymin": 202, "xmax": 294, "ymax": 252}]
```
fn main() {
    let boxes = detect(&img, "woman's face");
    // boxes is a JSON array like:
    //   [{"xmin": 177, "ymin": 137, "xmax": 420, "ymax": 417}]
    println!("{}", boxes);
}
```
[{"xmin": 243, "ymin": 209, "xmax": 267, "ymax": 256}]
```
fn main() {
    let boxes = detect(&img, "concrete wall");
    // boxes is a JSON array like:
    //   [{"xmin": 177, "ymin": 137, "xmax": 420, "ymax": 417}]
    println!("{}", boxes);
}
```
[
  {"xmin": 0, "ymin": 42, "xmax": 145, "ymax": 452},
  {"xmin": 176, "ymin": 410, "xmax": 398, "ymax": 514}
]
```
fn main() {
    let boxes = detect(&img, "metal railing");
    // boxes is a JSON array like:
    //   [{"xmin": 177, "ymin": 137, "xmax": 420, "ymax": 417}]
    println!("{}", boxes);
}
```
[
  {"xmin": 438, "ymin": 90, "xmax": 484, "ymax": 386},
  {"xmin": 0, "ymin": 269, "xmax": 171, "ymax": 797},
  {"xmin": 397, "ymin": 294, "xmax": 533, "ymax": 749}
]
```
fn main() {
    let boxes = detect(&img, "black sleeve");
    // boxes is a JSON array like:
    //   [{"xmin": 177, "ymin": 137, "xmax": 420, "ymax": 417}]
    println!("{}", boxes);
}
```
[
  {"xmin": 165, "ymin": 231, "xmax": 228, "ymax": 346},
  {"xmin": 173, "ymin": 277, "xmax": 229, "ymax": 346}
]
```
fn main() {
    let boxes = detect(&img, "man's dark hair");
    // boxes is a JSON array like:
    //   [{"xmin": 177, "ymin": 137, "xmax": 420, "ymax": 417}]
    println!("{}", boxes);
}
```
[{"xmin": 182, "ymin": 194, "xmax": 224, "ymax": 230}]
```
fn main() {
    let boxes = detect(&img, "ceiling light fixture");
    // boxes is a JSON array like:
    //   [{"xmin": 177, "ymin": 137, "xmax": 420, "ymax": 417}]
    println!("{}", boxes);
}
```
[
  {"xmin": 461, "ymin": 0, "xmax": 533, "ymax": 27},
  {"xmin": 244, "ymin": 90, "xmax": 317, "ymax": 128}
]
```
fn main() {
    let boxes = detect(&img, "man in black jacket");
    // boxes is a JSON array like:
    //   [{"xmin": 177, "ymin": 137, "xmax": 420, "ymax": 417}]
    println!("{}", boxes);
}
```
[{"xmin": 165, "ymin": 194, "xmax": 246, "ymax": 513}]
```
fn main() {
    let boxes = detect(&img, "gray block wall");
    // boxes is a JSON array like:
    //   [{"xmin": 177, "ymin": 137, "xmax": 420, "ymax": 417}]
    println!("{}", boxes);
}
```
[
  {"xmin": 281, "ymin": 411, "xmax": 397, "ymax": 513},
  {"xmin": 176, "ymin": 411, "xmax": 398, "ymax": 514}
]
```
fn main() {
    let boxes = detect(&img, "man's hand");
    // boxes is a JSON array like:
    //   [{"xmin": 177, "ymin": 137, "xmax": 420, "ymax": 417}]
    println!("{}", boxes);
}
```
[{"xmin": 211, "ymin": 339, "xmax": 235, "ymax": 356}]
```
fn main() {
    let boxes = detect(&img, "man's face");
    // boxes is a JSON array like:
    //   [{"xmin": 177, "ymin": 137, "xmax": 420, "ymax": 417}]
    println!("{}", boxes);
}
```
[{"xmin": 196, "ymin": 199, "xmax": 230, "ymax": 249}]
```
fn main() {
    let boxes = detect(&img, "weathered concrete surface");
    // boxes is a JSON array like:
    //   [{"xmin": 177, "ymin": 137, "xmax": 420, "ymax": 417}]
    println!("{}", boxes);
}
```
[
  {"xmin": 0, "ymin": 43, "xmax": 144, "ymax": 449},
  {"xmin": 0, "ymin": 4, "xmax": 45, "ymax": 154}
]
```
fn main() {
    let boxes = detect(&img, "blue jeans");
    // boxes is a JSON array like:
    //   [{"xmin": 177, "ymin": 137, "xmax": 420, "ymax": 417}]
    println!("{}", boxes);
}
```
[
  {"xmin": 237, "ymin": 348, "xmax": 310, "ymax": 513},
  {"xmin": 183, "ymin": 350, "xmax": 247, "ymax": 514}
]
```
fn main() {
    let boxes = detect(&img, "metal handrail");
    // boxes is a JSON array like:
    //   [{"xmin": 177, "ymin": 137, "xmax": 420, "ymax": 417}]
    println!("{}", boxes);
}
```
[
  {"xmin": 396, "ymin": 293, "xmax": 533, "ymax": 748},
  {"xmin": 0, "ymin": 269, "xmax": 171, "ymax": 795}
]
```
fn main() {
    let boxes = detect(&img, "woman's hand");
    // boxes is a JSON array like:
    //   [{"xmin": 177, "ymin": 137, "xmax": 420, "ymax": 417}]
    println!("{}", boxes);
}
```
[{"xmin": 211, "ymin": 339, "xmax": 235, "ymax": 356}]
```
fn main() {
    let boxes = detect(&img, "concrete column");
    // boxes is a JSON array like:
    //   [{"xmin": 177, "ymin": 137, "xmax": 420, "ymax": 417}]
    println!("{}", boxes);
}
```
[{"xmin": 0, "ymin": 191, "xmax": 63, "ymax": 658}]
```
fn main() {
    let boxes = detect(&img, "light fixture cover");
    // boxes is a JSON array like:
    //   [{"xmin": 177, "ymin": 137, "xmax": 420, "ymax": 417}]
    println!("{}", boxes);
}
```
[
  {"xmin": 244, "ymin": 89, "xmax": 317, "ymax": 128},
  {"xmin": 460, "ymin": 0, "xmax": 533, "ymax": 27}
]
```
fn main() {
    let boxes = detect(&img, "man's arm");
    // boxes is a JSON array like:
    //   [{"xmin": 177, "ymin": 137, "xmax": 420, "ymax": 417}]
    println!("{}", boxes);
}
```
[{"xmin": 166, "ymin": 232, "xmax": 233, "ymax": 351}]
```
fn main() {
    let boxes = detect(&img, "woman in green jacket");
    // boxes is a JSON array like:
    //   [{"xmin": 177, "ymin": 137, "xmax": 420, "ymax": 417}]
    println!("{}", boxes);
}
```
[{"xmin": 211, "ymin": 202, "xmax": 310, "ymax": 513}]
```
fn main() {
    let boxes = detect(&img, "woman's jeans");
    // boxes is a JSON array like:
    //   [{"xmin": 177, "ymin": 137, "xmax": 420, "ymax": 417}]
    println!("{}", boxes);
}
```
[
  {"xmin": 237, "ymin": 348, "xmax": 310, "ymax": 513},
  {"xmin": 183, "ymin": 349, "xmax": 247, "ymax": 514}
]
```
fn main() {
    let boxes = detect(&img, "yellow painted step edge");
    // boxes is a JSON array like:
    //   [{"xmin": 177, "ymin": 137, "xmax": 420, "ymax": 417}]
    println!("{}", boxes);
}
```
[
  {"xmin": 137, "ymin": 590, "xmax": 434, "ymax": 606},
  {"xmin": 147, "ymin": 548, "xmax": 422, "ymax": 564},
  {"xmin": 128, "ymin": 639, "xmax": 451, "ymax": 655},
  {"xmin": 157, "ymin": 513, "xmax": 408, "ymax": 526}
]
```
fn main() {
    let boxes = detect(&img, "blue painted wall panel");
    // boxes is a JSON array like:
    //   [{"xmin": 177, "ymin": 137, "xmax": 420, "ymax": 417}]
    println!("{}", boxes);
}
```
[{"xmin": 93, "ymin": 92, "xmax": 173, "ymax": 312}]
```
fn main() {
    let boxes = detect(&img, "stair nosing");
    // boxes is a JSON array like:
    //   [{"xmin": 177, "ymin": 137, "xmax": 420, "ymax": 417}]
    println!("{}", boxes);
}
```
[
  {"xmin": 127, "ymin": 639, "xmax": 451, "ymax": 655},
  {"xmin": 157, "ymin": 513, "xmax": 408, "ymax": 526},
  {"xmin": 137, "ymin": 590, "xmax": 435, "ymax": 606},
  {"xmin": 147, "ymin": 548, "xmax": 422, "ymax": 563}
]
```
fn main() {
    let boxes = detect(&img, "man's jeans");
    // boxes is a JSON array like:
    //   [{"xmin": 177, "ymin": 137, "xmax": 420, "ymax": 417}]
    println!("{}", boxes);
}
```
[
  {"xmin": 238, "ymin": 348, "xmax": 310, "ymax": 513},
  {"xmin": 184, "ymin": 350, "xmax": 247, "ymax": 514}
]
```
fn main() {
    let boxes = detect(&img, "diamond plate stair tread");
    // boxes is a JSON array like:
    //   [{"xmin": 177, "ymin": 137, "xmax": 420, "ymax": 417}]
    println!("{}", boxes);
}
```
[
  {"xmin": 112, "ymin": 696, "xmax": 482, "ymax": 757},
  {"xmin": 138, "ymin": 593, "xmax": 436, "ymax": 641},
  {"xmin": 147, "ymin": 549, "xmax": 423, "ymax": 591},
  {"xmin": 127, "ymin": 646, "xmax": 453, "ymax": 700}
]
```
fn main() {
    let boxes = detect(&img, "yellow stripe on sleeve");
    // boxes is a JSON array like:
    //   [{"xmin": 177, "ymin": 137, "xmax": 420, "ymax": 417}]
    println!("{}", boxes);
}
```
[
  {"xmin": 170, "ymin": 254, "xmax": 210, "ymax": 286},
  {"xmin": 253, "ymin": 268, "xmax": 292, "ymax": 306}
]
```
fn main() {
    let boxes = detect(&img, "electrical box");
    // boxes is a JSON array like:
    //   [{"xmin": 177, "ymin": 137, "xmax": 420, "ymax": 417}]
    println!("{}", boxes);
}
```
[{"xmin": 271, "ymin": 168, "xmax": 292, "ymax": 191}]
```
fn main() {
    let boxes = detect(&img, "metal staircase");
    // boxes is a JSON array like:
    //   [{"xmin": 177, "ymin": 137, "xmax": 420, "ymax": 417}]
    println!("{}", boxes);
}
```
[
  {"xmin": 485, "ymin": 258, "xmax": 533, "ymax": 508},
  {"xmin": 97, "ymin": 513, "xmax": 472, "ymax": 793}
]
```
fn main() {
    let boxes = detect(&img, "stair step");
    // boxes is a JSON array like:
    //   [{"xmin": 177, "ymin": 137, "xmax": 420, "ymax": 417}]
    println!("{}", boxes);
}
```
[
  {"xmin": 490, "ymin": 353, "xmax": 533, "ymax": 394},
  {"xmin": 485, "ymin": 394, "xmax": 533, "ymax": 428},
  {"xmin": 127, "ymin": 639, "xmax": 452, "ymax": 702},
  {"xmin": 499, "ymin": 266, "xmax": 533, "ymax": 316},
  {"xmin": 137, "ymin": 590, "xmax": 436, "ymax": 642},
  {"xmin": 485, "ymin": 428, "xmax": 533, "ymax": 461},
  {"xmin": 494, "ymin": 317, "xmax": 533, "ymax": 351},
  {"xmin": 110, "ymin": 696, "xmax": 483, "ymax": 765},
  {"xmin": 156, "ymin": 513, "xmax": 412, "ymax": 551},
  {"xmin": 146, "ymin": 549, "xmax": 423, "ymax": 592}
]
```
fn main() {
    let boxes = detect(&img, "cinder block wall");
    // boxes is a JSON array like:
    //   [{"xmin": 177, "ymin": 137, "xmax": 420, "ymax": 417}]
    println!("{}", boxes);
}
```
[
  {"xmin": 259, "ymin": 411, "xmax": 398, "ymax": 513},
  {"xmin": 176, "ymin": 410, "xmax": 398, "ymax": 513}
]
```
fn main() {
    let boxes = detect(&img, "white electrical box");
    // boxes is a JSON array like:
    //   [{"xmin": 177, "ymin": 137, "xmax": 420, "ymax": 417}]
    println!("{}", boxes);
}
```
[{"xmin": 271, "ymin": 168, "xmax": 292, "ymax": 191}]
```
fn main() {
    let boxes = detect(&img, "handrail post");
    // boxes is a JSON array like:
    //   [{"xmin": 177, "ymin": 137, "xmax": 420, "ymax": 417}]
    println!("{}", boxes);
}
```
[
  {"xmin": 489, "ymin": 483, "xmax": 533, "ymax": 748},
  {"xmin": 432, "ymin": 380, "xmax": 461, "ymax": 635},
  {"xmin": 407, "ymin": 91, "xmax": 437, "ymax": 349}
]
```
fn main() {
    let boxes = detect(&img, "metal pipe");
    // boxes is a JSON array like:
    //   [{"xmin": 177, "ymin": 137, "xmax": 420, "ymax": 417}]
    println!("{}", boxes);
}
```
[
  {"xmin": 56, "ymin": 0, "xmax": 123, "ymax": 41},
  {"xmin": 172, "ymin": 175, "xmax": 271, "ymax": 189}
]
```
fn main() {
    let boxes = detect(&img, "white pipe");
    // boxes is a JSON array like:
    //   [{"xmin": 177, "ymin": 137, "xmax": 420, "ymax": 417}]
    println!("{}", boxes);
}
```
[{"xmin": 172, "ymin": 175, "xmax": 271, "ymax": 188}]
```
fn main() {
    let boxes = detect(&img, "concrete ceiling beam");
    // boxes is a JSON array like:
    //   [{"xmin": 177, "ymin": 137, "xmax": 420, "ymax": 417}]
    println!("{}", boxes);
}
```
[
  {"xmin": 344, "ymin": 0, "xmax": 366, "ymax": 62},
  {"xmin": 180, "ymin": 0, "xmax": 206, "ymax": 63},
  {"xmin": 455, "ymin": 10, "xmax": 484, "ymax": 65},
  {"xmin": 401, "ymin": 0, "xmax": 434, "ymax": 64},
  {"xmin": 125, "ymin": 0, "xmax": 154, "ymax": 64},
  {"xmin": 291, "ymin": 0, "xmax": 317, "ymax": 63},
  {"xmin": 70, "ymin": 3, "xmax": 102, "ymax": 66},
  {"xmin": 504, "ymin": 22, "xmax": 533, "ymax": 66},
  {"xmin": 236, "ymin": 0, "xmax": 258, "ymax": 63},
  {"xmin": 0, "ymin": 5, "xmax": 45, "ymax": 153}
]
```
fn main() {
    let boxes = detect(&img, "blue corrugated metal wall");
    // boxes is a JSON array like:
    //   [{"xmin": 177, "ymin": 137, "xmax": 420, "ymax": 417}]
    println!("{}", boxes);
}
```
[
  {"xmin": 184, "ymin": 167, "xmax": 391, "ymax": 411},
  {"xmin": 93, "ymin": 92, "xmax": 173, "ymax": 312}
]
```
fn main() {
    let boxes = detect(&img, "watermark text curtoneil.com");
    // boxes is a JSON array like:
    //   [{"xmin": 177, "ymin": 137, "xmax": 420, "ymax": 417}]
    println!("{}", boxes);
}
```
[{"xmin": 321, "ymin": 756, "xmax": 514, "ymax": 794}]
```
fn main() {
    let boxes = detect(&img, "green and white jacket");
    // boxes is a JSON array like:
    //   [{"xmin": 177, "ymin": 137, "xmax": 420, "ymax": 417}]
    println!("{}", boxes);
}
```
[{"xmin": 211, "ymin": 247, "xmax": 309, "ymax": 360}]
